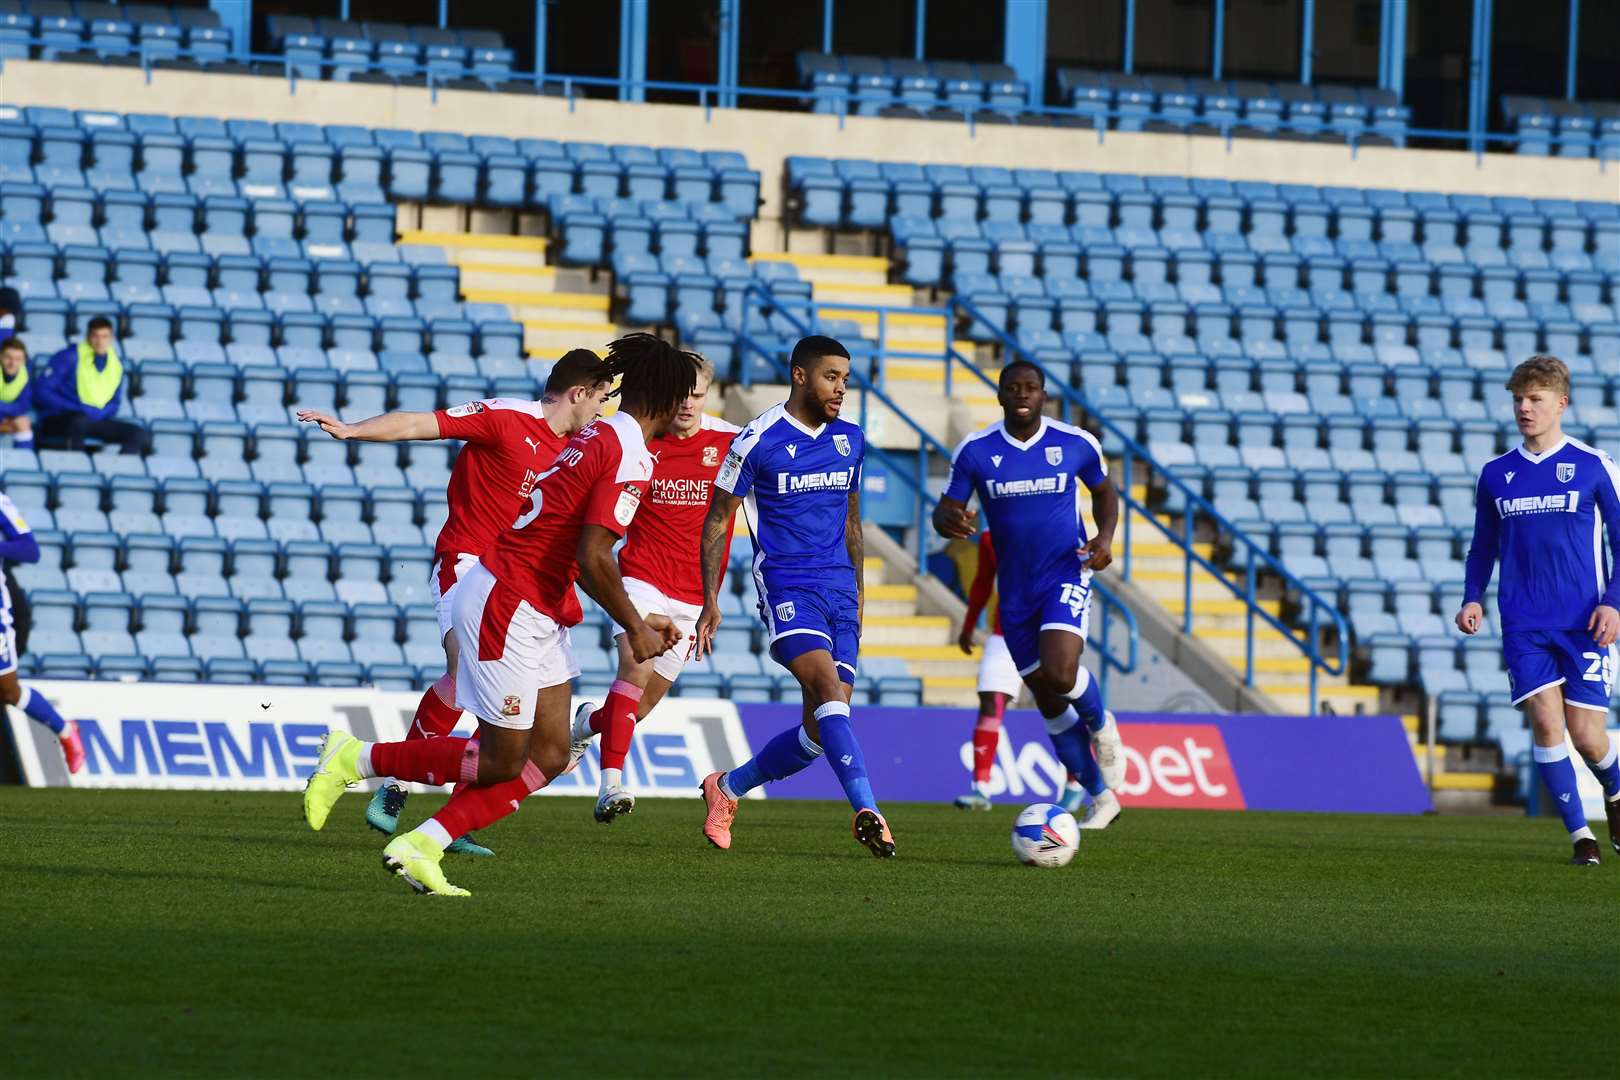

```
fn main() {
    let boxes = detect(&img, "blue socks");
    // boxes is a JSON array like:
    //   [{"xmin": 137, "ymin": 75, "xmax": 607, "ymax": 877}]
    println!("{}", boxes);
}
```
[
  {"xmin": 1533, "ymin": 743, "xmax": 1589, "ymax": 837},
  {"xmin": 1045, "ymin": 705, "xmax": 1105, "ymax": 797},
  {"xmin": 814, "ymin": 701, "xmax": 878, "ymax": 813},
  {"xmin": 722, "ymin": 701, "xmax": 881, "ymax": 816},
  {"xmin": 723, "ymin": 724, "xmax": 822, "ymax": 799},
  {"xmin": 1590, "ymin": 742, "xmax": 1620, "ymax": 801},
  {"xmin": 17, "ymin": 685, "xmax": 65, "ymax": 735}
]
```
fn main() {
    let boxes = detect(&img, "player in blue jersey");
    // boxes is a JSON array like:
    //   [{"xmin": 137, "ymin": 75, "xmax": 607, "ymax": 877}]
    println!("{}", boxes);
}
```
[
  {"xmin": 692, "ymin": 336, "xmax": 894, "ymax": 857},
  {"xmin": 932, "ymin": 360, "xmax": 1126, "ymax": 828},
  {"xmin": 1458, "ymin": 355, "xmax": 1620, "ymax": 866},
  {"xmin": 0, "ymin": 489, "xmax": 84, "ymax": 772}
]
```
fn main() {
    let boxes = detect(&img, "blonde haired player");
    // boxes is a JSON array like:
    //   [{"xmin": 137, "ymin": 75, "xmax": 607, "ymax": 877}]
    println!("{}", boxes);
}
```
[{"xmin": 1457, "ymin": 354, "xmax": 1620, "ymax": 866}]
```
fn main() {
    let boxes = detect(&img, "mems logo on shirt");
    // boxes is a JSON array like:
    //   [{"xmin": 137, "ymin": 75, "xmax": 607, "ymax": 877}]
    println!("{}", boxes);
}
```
[
  {"xmin": 1496, "ymin": 492, "xmax": 1580, "ymax": 517},
  {"xmin": 776, "ymin": 467, "xmax": 857, "ymax": 494},
  {"xmin": 987, "ymin": 474, "xmax": 1069, "ymax": 499}
]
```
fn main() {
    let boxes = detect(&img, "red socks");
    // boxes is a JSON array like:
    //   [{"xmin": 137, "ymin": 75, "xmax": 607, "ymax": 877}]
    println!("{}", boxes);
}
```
[
  {"xmin": 368, "ymin": 736, "xmax": 479, "ymax": 788},
  {"xmin": 408, "ymin": 674, "xmax": 462, "ymax": 741},
  {"xmin": 589, "ymin": 679, "xmax": 644, "ymax": 773},
  {"xmin": 430, "ymin": 761, "xmax": 547, "ymax": 839},
  {"xmin": 972, "ymin": 706, "xmax": 1004, "ymax": 785}
]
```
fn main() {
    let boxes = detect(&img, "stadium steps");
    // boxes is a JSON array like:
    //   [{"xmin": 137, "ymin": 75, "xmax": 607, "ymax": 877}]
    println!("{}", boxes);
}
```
[
  {"xmin": 857, "ymin": 547, "xmax": 981, "ymax": 705},
  {"xmin": 1115, "ymin": 501, "xmax": 1383, "ymax": 715},
  {"xmin": 400, "ymin": 227, "xmax": 620, "ymax": 359}
]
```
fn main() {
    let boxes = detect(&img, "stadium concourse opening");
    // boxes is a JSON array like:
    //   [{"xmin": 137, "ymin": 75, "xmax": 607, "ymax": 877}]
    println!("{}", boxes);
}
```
[{"xmin": 0, "ymin": 1, "xmax": 1616, "ymax": 1075}]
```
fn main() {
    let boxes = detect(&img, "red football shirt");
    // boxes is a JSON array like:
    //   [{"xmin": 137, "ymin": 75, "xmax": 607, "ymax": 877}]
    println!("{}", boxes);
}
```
[
  {"xmin": 433, "ymin": 398, "xmax": 568, "ymax": 563},
  {"xmin": 618, "ymin": 415, "xmax": 740, "ymax": 605},
  {"xmin": 479, "ymin": 411, "xmax": 655, "ymax": 626}
]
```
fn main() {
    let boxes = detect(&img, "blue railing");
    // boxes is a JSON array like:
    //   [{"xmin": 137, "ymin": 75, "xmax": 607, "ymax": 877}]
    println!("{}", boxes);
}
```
[
  {"xmin": 2, "ymin": 39, "xmax": 1605, "ymax": 165},
  {"xmin": 731, "ymin": 282, "xmax": 1137, "ymax": 700},
  {"xmin": 944, "ymin": 295, "xmax": 1350, "ymax": 712}
]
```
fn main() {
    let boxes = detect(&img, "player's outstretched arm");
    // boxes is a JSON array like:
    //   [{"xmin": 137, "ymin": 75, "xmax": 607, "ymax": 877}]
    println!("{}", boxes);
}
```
[
  {"xmin": 1078, "ymin": 476, "xmax": 1119, "ymax": 572},
  {"xmin": 578, "ymin": 524, "xmax": 680, "ymax": 662},
  {"xmin": 694, "ymin": 490, "xmax": 742, "ymax": 660},
  {"xmin": 295, "ymin": 409, "xmax": 439, "ymax": 442},
  {"xmin": 932, "ymin": 495, "xmax": 978, "ymax": 540}
]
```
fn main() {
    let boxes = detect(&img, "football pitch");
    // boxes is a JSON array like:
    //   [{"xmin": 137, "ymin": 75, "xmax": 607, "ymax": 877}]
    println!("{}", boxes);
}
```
[{"xmin": 4, "ymin": 790, "xmax": 1615, "ymax": 1079}]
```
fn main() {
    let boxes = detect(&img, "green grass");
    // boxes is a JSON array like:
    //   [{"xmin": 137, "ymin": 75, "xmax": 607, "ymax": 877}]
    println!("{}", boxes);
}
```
[{"xmin": 3, "ymin": 790, "xmax": 1616, "ymax": 1079}]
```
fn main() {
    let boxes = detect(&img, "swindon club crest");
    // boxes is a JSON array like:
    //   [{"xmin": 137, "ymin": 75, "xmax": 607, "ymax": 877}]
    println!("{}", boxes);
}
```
[
  {"xmin": 702, "ymin": 445, "xmax": 720, "ymax": 467},
  {"xmin": 1557, "ymin": 463, "xmax": 1576, "ymax": 483},
  {"xmin": 833, "ymin": 433, "xmax": 851, "ymax": 457}
]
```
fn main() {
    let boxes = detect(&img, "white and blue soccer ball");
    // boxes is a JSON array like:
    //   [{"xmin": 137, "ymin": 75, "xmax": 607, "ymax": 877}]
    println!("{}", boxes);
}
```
[{"xmin": 1011, "ymin": 803, "xmax": 1081, "ymax": 868}]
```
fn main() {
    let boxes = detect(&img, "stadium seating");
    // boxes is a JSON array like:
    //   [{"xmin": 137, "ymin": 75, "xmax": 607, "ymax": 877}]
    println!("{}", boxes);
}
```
[
  {"xmin": 1054, "ymin": 71, "xmax": 1411, "ymax": 145},
  {"xmin": 793, "ymin": 55, "xmax": 1409, "ymax": 144},
  {"xmin": 0, "ymin": 101, "xmax": 916, "ymax": 705},
  {"xmin": 266, "ymin": 17, "xmax": 514, "ymax": 87},
  {"xmin": 783, "ymin": 153, "xmax": 1619, "ymax": 741},
  {"xmin": 0, "ymin": 3, "xmax": 231, "ymax": 64},
  {"xmin": 1500, "ymin": 95, "xmax": 1620, "ymax": 159}
]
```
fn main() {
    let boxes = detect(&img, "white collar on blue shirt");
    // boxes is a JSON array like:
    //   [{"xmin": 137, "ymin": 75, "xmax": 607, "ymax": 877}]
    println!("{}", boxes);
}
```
[
  {"xmin": 996, "ymin": 417, "xmax": 1049, "ymax": 451},
  {"xmin": 1515, "ymin": 436, "xmax": 1568, "ymax": 465}
]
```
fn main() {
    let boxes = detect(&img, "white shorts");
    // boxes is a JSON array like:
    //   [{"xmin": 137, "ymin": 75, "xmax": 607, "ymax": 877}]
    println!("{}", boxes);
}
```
[
  {"xmin": 976, "ymin": 634, "xmax": 1024, "ymax": 700},
  {"xmin": 610, "ymin": 576, "xmax": 702, "ymax": 683},
  {"xmin": 451, "ymin": 561, "xmax": 580, "ymax": 729},
  {"xmin": 431, "ymin": 551, "xmax": 479, "ymax": 641}
]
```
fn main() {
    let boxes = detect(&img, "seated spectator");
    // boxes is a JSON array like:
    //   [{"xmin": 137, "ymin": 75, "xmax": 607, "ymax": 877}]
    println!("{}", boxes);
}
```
[
  {"xmin": 0, "ymin": 336, "xmax": 33, "ymax": 449},
  {"xmin": 33, "ymin": 317, "xmax": 147, "ymax": 455},
  {"xmin": 0, "ymin": 286, "xmax": 20, "ymax": 345}
]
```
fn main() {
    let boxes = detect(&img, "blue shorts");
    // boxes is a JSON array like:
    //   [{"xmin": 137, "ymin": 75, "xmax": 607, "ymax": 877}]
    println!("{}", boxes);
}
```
[
  {"xmin": 1504, "ymin": 629, "xmax": 1617, "ymax": 713},
  {"xmin": 1002, "ymin": 570, "xmax": 1093, "ymax": 678},
  {"xmin": 758, "ymin": 579, "xmax": 859, "ymax": 685}
]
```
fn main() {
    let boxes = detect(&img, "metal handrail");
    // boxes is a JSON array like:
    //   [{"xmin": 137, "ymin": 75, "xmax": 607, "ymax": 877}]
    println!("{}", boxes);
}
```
[
  {"xmin": 730, "ymin": 283, "xmax": 1137, "ymax": 699},
  {"xmin": 1, "ymin": 39, "xmax": 1603, "ymax": 163},
  {"xmin": 944, "ymin": 294, "xmax": 1350, "ymax": 712}
]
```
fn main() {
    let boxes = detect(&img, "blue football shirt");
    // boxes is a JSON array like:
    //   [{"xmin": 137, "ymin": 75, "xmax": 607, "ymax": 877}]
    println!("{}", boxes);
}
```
[
  {"xmin": 1464, "ymin": 436, "xmax": 1620, "ymax": 632},
  {"xmin": 716, "ymin": 402, "xmax": 864, "ymax": 592},
  {"xmin": 943, "ymin": 418, "xmax": 1108, "ymax": 616}
]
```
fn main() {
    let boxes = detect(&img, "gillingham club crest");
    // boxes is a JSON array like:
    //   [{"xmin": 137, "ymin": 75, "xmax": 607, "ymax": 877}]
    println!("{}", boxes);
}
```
[
  {"xmin": 1558, "ymin": 462, "xmax": 1575, "ymax": 483},
  {"xmin": 833, "ymin": 433, "xmax": 851, "ymax": 456},
  {"xmin": 1045, "ymin": 446, "xmax": 1063, "ymax": 466},
  {"xmin": 775, "ymin": 601, "xmax": 796, "ymax": 623}
]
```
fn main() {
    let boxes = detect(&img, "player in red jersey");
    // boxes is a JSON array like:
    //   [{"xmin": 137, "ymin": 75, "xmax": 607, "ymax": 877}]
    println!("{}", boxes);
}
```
[
  {"xmin": 300, "ymin": 334, "xmax": 700, "ymax": 896},
  {"xmin": 297, "ymin": 349, "xmax": 611, "ymax": 852},
  {"xmin": 565, "ymin": 356, "xmax": 740, "ymax": 816},
  {"xmin": 954, "ymin": 530, "xmax": 1122, "ymax": 812}
]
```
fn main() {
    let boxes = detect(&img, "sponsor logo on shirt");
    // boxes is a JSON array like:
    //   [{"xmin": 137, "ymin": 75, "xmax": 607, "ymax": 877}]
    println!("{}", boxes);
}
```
[
  {"xmin": 446, "ymin": 400, "xmax": 486, "ymax": 418},
  {"xmin": 986, "ymin": 474, "xmax": 1069, "ymax": 499},
  {"xmin": 776, "ymin": 467, "xmax": 858, "ymax": 494},
  {"xmin": 1496, "ymin": 491, "xmax": 1580, "ymax": 516},
  {"xmin": 649, "ymin": 476, "xmax": 713, "ymax": 506}
]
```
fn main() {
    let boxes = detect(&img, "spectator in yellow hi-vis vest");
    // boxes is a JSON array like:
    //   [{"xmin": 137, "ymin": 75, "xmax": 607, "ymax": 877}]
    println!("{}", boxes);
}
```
[{"xmin": 33, "ymin": 316, "xmax": 147, "ymax": 454}]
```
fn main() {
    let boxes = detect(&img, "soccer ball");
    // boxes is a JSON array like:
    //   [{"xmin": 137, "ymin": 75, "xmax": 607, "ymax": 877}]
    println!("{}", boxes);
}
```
[{"xmin": 1011, "ymin": 803, "xmax": 1081, "ymax": 868}]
